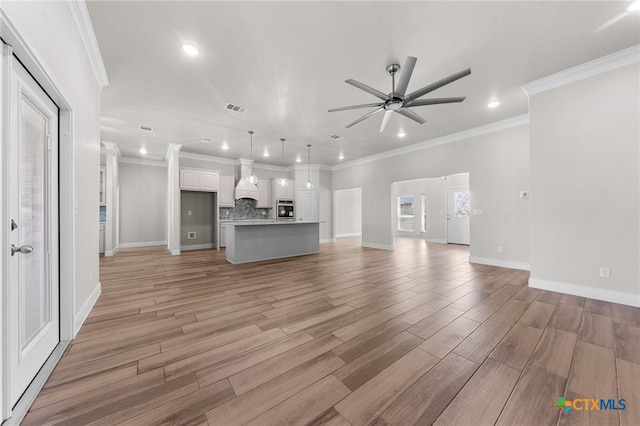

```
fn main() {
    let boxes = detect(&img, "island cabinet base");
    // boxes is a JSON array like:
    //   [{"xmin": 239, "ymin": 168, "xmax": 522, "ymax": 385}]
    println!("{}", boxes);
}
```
[{"xmin": 225, "ymin": 222, "xmax": 320, "ymax": 264}]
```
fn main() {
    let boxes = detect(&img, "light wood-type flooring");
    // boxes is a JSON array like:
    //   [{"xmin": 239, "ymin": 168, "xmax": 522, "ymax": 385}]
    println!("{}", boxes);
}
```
[{"xmin": 23, "ymin": 237, "xmax": 640, "ymax": 425}]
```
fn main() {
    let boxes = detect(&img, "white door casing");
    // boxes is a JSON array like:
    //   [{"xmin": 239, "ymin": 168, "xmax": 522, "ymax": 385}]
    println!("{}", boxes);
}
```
[
  {"xmin": 446, "ymin": 187, "xmax": 470, "ymax": 245},
  {"xmin": 7, "ymin": 53, "xmax": 60, "ymax": 409}
]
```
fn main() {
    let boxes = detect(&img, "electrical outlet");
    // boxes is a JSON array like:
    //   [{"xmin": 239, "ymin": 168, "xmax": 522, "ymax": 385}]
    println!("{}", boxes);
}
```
[
  {"xmin": 599, "ymin": 267, "xmax": 610, "ymax": 278},
  {"xmin": 187, "ymin": 232, "xmax": 196, "ymax": 239},
  {"xmin": 520, "ymin": 191, "xmax": 530, "ymax": 199},
  {"xmin": 497, "ymin": 246, "xmax": 503, "ymax": 253}
]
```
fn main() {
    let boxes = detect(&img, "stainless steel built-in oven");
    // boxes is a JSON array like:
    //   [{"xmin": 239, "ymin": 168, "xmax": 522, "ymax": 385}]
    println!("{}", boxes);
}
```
[{"xmin": 276, "ymin": 200, "xmax": 295, "ymax": 221}]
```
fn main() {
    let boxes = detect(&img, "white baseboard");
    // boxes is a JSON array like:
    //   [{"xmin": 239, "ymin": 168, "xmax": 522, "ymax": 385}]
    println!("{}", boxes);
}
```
[
  {"xmin": 320, "ymin": 238, "xmax": 336, "ymax": 244},
  {"xmin": 362, "ymin": 241, "xmax": 394, "ymax": 251},
  {"xmin": 336, "ymin": 232, "xmax": 362, "ymax": 238},
  {"xmin": 181, "ymin": 243, "xmax": 214, "ymax": 251},
  {"xmin": 119, "ymin": 240, "xmax": 167, "ymax": 248},
  {"xmin": 469, "ymin": 256, "xmax": 531, "ymax": 271},
  {"xmin": 74, "ymin": 281, "xmax": 101, "ymax": 337},
  {"xmin": 529, "ymin": 277, "xmax": 640, "ymax": 307},
  {"xmin": 104, "ymin": 247, "xmax": 118, "ymax": 257},
  {"xmin": 169, "ymin": 246, "xmax": 180, "ymax": 256},
  {"xmin": 426, "ymin": 238, "xmax": 447, "ymax": 244}
]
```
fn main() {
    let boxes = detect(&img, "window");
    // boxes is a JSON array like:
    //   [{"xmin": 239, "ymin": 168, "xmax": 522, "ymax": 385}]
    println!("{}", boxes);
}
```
[
  {"xmin": 397, "ymin": 196, "xmax": 414, "ymax": 231},
  {"xmin": 421, "ymin": 194, "xmax": 426, "ymax": 233}
]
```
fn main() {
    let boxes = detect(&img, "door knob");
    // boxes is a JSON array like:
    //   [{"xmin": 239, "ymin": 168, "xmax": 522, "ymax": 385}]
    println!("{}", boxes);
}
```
[
  {"xmin": 11, "ymin": 219, "xmax": 17, "ymax": 231},
  {"xmin": 11, "ymin": 244, "xmax": 33, "ymax": 256}
]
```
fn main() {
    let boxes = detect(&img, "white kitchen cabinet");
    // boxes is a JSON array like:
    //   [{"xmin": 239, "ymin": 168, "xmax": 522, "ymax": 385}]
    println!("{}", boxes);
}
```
[
  {"xmin": 219, "ymin": 175, "xmax": 235, "ymax": 207},
  {"xmin": 298, "ymin": 189, "xmax": 317, "ymax": 221},
  {"xmin": 99, "ymin": 166, "xmax": 106, "ymax": 206},
  {"xmin": 180, "ymin": 168, "xmax": 220, "ymax": 192},
  {"xmin": 257, "ymin": 179, "xmax": 272, "ymax": 208},
  {"xmin": 273, "ymin": 178, "xmax": 295, "ymax": 200},
  {"xmin": 219, "ymin": 224, "xmax": 227, "ymax": 248}
]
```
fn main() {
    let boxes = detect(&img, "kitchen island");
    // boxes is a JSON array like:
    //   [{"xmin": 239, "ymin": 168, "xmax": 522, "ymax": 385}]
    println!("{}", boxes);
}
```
[{"xmin": 225, "ymin": 221, "xmax": 320, "ymax": 264}]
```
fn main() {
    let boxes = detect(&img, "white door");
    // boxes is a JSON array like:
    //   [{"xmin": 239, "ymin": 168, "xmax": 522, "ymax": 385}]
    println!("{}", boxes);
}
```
[
  {"xmin": 7, "ymin": 52, "xmax": 60, "ymax": 408},
  {"xmin": 446, "ymin": 187, "xmax": 470, "ymax": 245}
]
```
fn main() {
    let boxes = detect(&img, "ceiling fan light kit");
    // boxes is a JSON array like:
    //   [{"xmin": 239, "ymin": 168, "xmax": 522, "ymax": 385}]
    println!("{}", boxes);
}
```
[{"xmin": 329, "ymin": 56, "xmax": 471, "ymax": 132}]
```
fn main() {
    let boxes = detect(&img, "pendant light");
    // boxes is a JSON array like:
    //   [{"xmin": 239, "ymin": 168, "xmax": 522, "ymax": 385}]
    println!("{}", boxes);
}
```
[
  {"xmin": 305, "ymin": 144, "xmax": 313, "ymax": 189},
  {"xmin": 247, "ymin": 130, "xmax": 257, "ymax": 184},
  {"xmin": 279, "ymin": 138, "xmax": 287, "ymax": 186}
]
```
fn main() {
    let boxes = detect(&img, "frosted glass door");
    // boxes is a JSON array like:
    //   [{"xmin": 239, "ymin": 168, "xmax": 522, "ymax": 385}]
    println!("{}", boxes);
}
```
[{"xmin": 446, "ymin": 187, "xmax": 470, "ymax": 245}]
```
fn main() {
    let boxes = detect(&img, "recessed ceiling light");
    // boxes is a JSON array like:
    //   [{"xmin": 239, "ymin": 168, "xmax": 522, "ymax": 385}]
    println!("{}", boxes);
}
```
[
  {"xmin": 221, "ymin": 141, "xmax": 229, "ymax": 150},
  {"xmin": 397, "ymin": 132, "xmax": 406, "ymax": 138},
  {"xmin": 181, "ymin": 43, "xmax": 200, "ymax": 56},
  {"xmin": 488, "ymin": 100, "xmax": 500, "ymax": 108},
  {"xmin": 139, "ymin": 147, "xmax": 147, "ymax": 155},
  {"xmin": 628, "ymin": 1, "xmax": 640, "ymax": 11},
  {"xmin": 296, "ymin": 156, "xmax": 301, "ymax": 163},
  {"xmin": 339, "ymin": 152, "xmax": 344, "ymax": 160},
  {"xmin": 263, "ymin": 150, "xmax": 269, "ymax": 157}
]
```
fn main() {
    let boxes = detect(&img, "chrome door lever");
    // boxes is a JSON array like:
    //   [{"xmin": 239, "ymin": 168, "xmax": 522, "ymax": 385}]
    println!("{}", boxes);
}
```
[
  {"xmin": 11, "ymin": 244, "xmax": 33, "ymax": 256},
  {"xmin": 11, "ymin": 219, "xmax": 17, "ymax": 231}
]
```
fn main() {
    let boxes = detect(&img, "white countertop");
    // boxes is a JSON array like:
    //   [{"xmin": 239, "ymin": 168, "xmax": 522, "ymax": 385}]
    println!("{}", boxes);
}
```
[{"xmin": 226, "ymin": 221, "xmax": 322, "ymax": 226}]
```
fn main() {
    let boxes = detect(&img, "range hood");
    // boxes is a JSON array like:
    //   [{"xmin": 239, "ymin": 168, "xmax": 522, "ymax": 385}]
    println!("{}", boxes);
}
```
[{"xmin": 235, "ymin": 158, "xmax": 259, "ymax": 201}]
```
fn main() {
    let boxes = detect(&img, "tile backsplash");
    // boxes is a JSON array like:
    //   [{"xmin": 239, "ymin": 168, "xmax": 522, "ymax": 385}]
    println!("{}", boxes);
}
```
[{"xmin": 220, "ymin": 198, "xmax": 271, "ymax": 220}]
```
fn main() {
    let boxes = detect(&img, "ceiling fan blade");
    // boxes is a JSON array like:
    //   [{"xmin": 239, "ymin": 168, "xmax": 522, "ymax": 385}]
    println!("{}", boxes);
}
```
[
  {"xmin": 328, "ymin": 102, "xmax": 384, "ymax": 112},
  {"xmin": 404, "ymin": 97, "xmax": 466, "ymax": 107},
  {"xmin": 396, "ymin": 107, "xmax": 426, "ymax": 125},
  {"xmin": 404, "ymin": 68, "xmax": 471, "ymax": 103},
  {"xmin": 380, "ymin": 110, "xmax": 393, "ymax": 133},
  {"xmin": 394, "ymin": 56, "xmax": 417, "ymax": 96},
  {"xmin": 345, "ymin": 79, "xmax": 389, "ymax": 101},
  {"xmin": 345, "ymin": 106, "xmax": 384, "ymax": 128}
]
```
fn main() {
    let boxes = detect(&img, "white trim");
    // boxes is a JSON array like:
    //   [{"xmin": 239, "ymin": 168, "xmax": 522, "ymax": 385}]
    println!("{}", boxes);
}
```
[
  {"xmin": 332, "ymin": 114, "xmax": 529, "ymax": 171},
  {"xmin": 362, "ymin": 242, "xmax": 394, "ymax": 251},
  {"xmin": 179, "ymin": 150, "xmax": 238, "ymax": 165},
  {"xmin": 336, "ymin": 232, "xmax": 362, "ymax": 238},
  {"xmin": 73, "ymin": 282, "xmax": 101, "ymax": 337},
  {"xmin": 169, "ymin": 246, "xmax": 181, "ymax": 256},
  {"xmin": 426, "ymin": 238, "xmax": 447, "ymax": 244},
  {"xmin": 104, "ymin": 248, "xmax": 118, "ymax": 257},
  {"xmin": 320, "ymin": 238, "xmax": 336, "ymax": 244},
  {"xmin": 529, "ymin": 277, "xmax": 640, "ymax": 308},
  {"xmin": 101, "ymin": 140, "xmax": 122, "ymax": 158},
  {"xmin": 293, "ymin": 163, "xmax": 332, "ymax": 172},
  {"xmin": 119, "ymin": 240, "xmax": 167, "ymax": 248},
  {"xmin": 66, "ymin": 0, "xmax": 109, "ymax": 88},
  {"xmin": 118, "ymin": 156, "xmax": 167, "ymax": 167},
  {"xmin": 522, "ymin": 45, "xmax": 640, "ymax": 96},
  {"xmin": 469, "ymin": 256, "xmax": 530, "ymax": 271},
  {"xmin": 180, "ymin": 243, "xmax": 214, "ymax": 251}
]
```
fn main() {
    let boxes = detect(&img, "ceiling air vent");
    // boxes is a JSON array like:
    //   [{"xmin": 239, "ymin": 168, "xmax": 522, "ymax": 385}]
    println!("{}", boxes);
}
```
[
  {"xmin": 138, "ymin": 125, "xmax": 153, "ymax": 133},
  {"xmin": 224, "ymin": 103, "xmax": 248, "ymax": 114},
  {"xmin": 330, "ymin": 134, "xmax": 343, "ymax": 140},
  {"xmin": 199, "ymin": 137, "xmax": 213, "ymax": 143}
]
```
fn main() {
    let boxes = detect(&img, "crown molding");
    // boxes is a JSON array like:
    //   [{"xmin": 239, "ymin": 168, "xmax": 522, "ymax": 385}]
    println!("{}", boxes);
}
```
[
  {"xmin": 332, "ymin": 114, "xmax": 529, "ymax": 171},
  {"xmin": 67, "ymin": 0, "xmax": 109, "ymax": 88},
  {"xmin": 100, "ymin": 141, "xmax": 121, "ymax": 158},
  {"xmin": 179, "ymin": 150, "xmax": 237, "ymax": 165},
  {"xmin": 118, "ymin": 156, "xmax": 167, "ymax": 167},
  {"xmin": 521, "ymin": 44, "xmax": 640, "ymax": 96}
]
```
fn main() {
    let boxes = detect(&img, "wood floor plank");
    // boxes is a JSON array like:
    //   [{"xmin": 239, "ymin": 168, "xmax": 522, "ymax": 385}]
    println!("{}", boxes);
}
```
[
  {"xmin": 489, "ymin": 322, "xmax": 543, "ymax": 371},
  {"xmin": 334, "ymin": 348, "xmax": 439, "ymax": 426},
  {"xmin": 306, "ymin": 408, "xmax": 352, "ymax": 426},
  {"xmin": 583, "ymin": 298, "xmax": 612, "ymax": 317},
  {"xmin": 229, "ymin": 333, "xmax": 343, "ymax": 395},
  {"xmin": 453, "ymin": 319, "xmax": 510, "ymax": 364},
  {"xmin": 433, "ymin": 358, "xmax": 520, "ymax": 426},
  {"xmin": 612, "ymin": 322, "xmax": 640, "ymax": 364},
  {"xmin": 245, "ymin": 375, "xmax": 351, "ymax": 426},
  {"xmin": 333, "ymin": 331, "xmax": 424, "ymax": 391},
  {"xmin": 529, "ymin": 327, "xmax": 577, "ymax": 379},
  {"xmin": 418, "ymin": 316, "xmax": 481, "ymax": 359},
  {"xmin": 379, "ymin": 352, "xmax": 479, "ymax": 425},
  {"xmin": 611, "ymin": 303, "xmax": 640, "ymax": 326},
  {"xmin": 578, "ymin": 311, "xmax": 613, "ymax": 348},
  {"xmin": 567, "ymin": 341, "xmax": 616, "ymax": 397},
  {"xmin": 332, "ymin": 317, "xmax": 413, "ymax": 363},
  {"xmin": 518, "ymin": 300, "xmax": 556, "ymax": 329},
  {"xmin": 488, "ymin": 298, "xmax": 529, "ymax": 326},
  {"xmin": 496, "ymin": 365, "xmax": 565, "ymax": 426},
  {"xmin": 548, "ymin": 303, "xmax": 583, "ymax": 334},
  {"xmin": 206, "ymin": 352, "xmax": 345, "ymax": 426},
  {"xmin": 407, "ymin": 306, "xmax": 464, "ymax": 339},
  {"xmin": 617, "ymin": 358, "xmax": 640, "ymax": 426}
]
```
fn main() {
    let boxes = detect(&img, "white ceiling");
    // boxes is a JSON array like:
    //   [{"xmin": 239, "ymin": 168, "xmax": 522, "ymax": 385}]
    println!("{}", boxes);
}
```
[{"xmin": 87, "ymin": 1, "xmax": 639, "ymax": 166}]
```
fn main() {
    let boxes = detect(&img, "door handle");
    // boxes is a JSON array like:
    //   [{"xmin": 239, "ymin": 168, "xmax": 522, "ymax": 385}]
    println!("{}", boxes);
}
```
[
  {"xmin": 11, "ymin": 219, "xmax": 17, "ymax": 231},
  {"xmin": 11, "ymin": 244, "xmax": 33, "ymax": 256}
]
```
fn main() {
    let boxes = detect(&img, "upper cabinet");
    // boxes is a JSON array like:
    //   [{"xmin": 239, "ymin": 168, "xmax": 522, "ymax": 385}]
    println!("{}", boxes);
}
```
[
  {"xmin": 257, "ymin": 179, "xmax": 272, "ymax": 208},
  {"xmin": 273, "ymin": 179, "xmax": 295, "ymax": 201},
  {"xmin": 180, "ymin": 168, "xmax": 220, "ymax": 192},
  {"xmin": 219, "ymin": 175, "xmax": 235, "ymax": 207},
  {"xmin": 99, "ymin": 166, "xmax": 106, "ymax": 206}
]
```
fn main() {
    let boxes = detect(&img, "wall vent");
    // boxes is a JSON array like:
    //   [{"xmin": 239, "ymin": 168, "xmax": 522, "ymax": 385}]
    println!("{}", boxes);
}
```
[
  {"xmin": 138, "ymin": 125, "xmax": 153, "ymax": 133},
  {"xmin": 224, "ymin": 103, "xmax": 248, "ymax": 114}
]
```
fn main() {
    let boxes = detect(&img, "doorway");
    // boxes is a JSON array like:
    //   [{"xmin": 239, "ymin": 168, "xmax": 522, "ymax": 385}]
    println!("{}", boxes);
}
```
[
  {"xmin": 446, "ymin": 186, "xmax": 470, "ymax": 245},
  {"xmin": 333, "ymin": 188, "xmax": 362, "ymax": 238},
  {"xmin": 5, "ymin": 49, "xmax": 60, "ymax": 411}
]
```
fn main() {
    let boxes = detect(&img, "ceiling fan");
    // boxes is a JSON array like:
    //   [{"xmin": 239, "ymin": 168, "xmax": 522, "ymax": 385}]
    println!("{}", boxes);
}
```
[{"xmin": 329, "ymin": 56, "xmax": 471, "ymax": 132}]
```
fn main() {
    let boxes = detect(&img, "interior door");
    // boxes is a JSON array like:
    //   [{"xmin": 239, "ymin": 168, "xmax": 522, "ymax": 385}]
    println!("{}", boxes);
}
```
[
  {"xmin": 8, "ymin": 52, "xmax": 60, "ymax": 408},
  {"xmin": 446, "ymin": 187, "xmax": 470, "ymax": 245}
]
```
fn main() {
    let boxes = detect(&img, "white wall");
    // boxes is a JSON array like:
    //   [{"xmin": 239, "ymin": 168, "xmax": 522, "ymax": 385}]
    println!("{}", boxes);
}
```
[
  {"xmin": 334, "ymin": 188, "xmax": 362, "ymax": 238},
  {"xmin": 1, "ymin": 1, "xmax": 103, "ymax": 323},
  {"xmin": 333, "ymin": 120, "xmax": 530, "ymax": 264},
  {"xmin": 528, "ymin": 61, "xmax": 640, "ymax": 306},
  {"xmin": 119, "ymin": 162, "xmax": 167, "ymax": 246}
]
